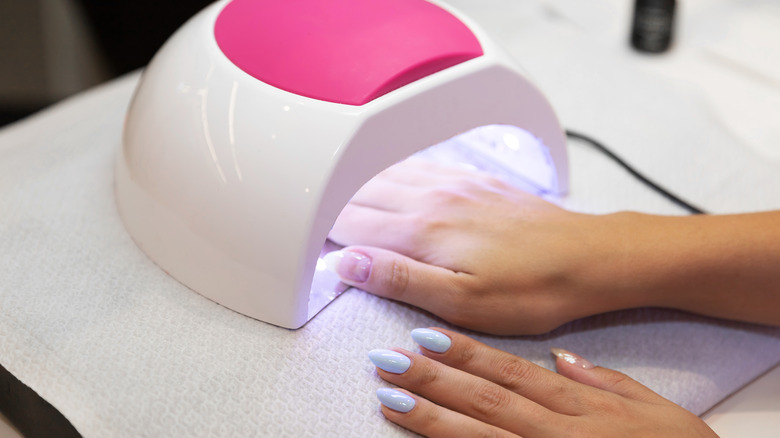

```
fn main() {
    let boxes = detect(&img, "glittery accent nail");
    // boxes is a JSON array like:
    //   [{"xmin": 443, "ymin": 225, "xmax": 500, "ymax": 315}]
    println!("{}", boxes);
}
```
[{"xmin": 550, "ymin": 348, "xmax": 595, "ymax": 369}]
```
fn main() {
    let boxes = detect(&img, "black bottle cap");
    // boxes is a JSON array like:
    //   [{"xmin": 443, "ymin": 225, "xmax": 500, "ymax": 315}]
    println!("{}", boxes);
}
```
[{"xmin": 631, "ymin": 0, "xmax": 676, "ymax": 53}]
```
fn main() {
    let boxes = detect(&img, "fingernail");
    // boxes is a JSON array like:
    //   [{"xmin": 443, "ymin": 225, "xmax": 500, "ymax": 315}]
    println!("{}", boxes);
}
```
[
  {"xmin": 323, "ymin": 250, "xmax": 371, "ymax": 283},
  {"xmin": 411, "ymin": 328, "xmax": 451, "ymax": 353},
  {"xmin": 550, "ymin": 348, "xmax": 595, "ymax": 369},
  {"xmin": 376, "ymin": 388, "xmax": 415, "ymax": 413},
  {"xmin": 368, "ymin": 349, "xmax": 411, "ymax": 374}
]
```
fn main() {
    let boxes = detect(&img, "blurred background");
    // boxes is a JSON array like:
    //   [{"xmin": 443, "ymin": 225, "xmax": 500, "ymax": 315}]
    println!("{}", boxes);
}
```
[{"xmin": 0, "ymin": 0, "xmax": 211, "ymax": 127}]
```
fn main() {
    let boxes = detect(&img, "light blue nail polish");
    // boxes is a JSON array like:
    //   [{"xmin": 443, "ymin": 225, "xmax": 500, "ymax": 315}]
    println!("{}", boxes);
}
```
[
  {"xmin": 368, "ymin": 349, "xmax": 411, "ymax": 374},
  {"xmin": 411, "ymin": 328, "xmax": 451, "ymax": 353},
  {"xmin": 376, "ymin": 388, "xmax": 415, "ymax": 413}
]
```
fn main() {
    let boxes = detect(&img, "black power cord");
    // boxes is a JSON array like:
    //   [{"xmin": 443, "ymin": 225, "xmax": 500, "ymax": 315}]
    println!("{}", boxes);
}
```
[{"xmin": 565, "ymin": 130, "xmax": 708, "ymax": 215}]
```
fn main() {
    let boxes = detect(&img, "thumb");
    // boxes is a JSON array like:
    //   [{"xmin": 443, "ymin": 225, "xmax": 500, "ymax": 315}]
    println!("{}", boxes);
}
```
[
  {"xmin": 551, "ymin": 348, "xmax": 671, "ymax": 405},
  {"xmin": 323, "ymin": 246, "xmax": 464, "ymax": 313}
]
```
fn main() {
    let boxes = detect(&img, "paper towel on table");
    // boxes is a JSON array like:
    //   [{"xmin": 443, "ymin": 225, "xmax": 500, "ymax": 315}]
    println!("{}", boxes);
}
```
[{"xmin": 3, "ymin": 13, "xmax": 780, "ymax": 437}]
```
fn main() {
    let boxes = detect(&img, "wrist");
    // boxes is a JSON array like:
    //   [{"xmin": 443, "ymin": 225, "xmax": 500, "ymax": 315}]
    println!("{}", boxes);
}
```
[{"xmin": 574, "ymin": 211, "xmax": 675, "ymax": 313}]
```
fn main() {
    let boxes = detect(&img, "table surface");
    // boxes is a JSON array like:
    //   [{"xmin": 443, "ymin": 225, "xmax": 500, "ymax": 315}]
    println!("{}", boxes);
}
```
[
  {"xmin": 2, "ymin": 0, "xmax": 779, "ymax": 436},
  {"xmin": 2, "ymin": 364, "xmax": 779, "ymax": 438}
]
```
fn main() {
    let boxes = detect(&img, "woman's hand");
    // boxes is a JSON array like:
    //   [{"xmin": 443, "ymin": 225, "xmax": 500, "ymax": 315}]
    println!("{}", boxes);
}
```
[
  {"xmin": 368, "ymin": 328, "xmax": 718, "ymax": 438},
  {"xmin": 327, "ymin": 158, "xmax": 780, "ymax": 333},
  {"xmin": 327, "ymin": 158, "xmax": 639, "ymax": 335}
]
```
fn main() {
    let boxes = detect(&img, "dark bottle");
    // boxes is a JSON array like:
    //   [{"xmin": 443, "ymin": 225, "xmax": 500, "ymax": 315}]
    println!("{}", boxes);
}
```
[{"xmin": 631, "ymin": 0, "xmax": 676, "ymax": 53}]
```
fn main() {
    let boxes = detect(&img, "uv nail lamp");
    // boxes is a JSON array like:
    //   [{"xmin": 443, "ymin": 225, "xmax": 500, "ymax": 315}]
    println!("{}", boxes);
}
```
[{"xmin": 116, "ymin": 0, "xmax": 569, "ymax": 329}]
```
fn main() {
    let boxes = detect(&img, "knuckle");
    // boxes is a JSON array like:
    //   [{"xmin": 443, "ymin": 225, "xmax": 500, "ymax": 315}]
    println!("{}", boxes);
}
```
[
  {"xmin": 429, "ymin": 187, "xmax": 462, "ymax": 205},
  {"xmin": 602, "ymin": 370, "xmax": 634, "ymax": 389},
  {"xmin": 418, "ymin": 404, "xmax": 443, "ymax": 427},
  {"xmin": 409, "ymin": 361, "xmax": 441, "ymax": 388},
  {"xmin": 470, "ymin": 382, "xmax": 513, "ymax": 420},
  {"xmin": 412, "ymin": 212, "xmax": 449, "ymax": 236},
  {"xmin": 585, "ymin": 394, "xmax": 625, "ymax": 419},
  {"xmin": 448, "ymin": 340, "xmax": 478, "ymax": 368},
  {"xmin": 381, "ymin": 258, "xmax": 410, "ymax": 299},
  {"xmin": 483, "ymin": 174, "xmax": 511, "ymax": 191},
  {"xmin": 474, "ymin": 428, "xmax": 508, "ymax": 438},
  {"xmin": 426, "ymin": 187, "xmax": 474, "ymax": 212},
  {"xmin": 458, "ymin": 174, "xmax": 492, "ymax": 190},
  {"xmin": 493, "ymin": 357, "xmax": 537, "ymax": 391},
  {"xmin": 456, "ymin": 174, "xmax": 508, "ymax": 197}
]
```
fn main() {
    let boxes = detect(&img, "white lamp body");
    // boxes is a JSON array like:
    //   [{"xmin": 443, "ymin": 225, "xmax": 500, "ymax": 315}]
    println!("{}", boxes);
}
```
[{"xmin": 116, "ymin": 0, "xmax": 569, "ymax": 329}]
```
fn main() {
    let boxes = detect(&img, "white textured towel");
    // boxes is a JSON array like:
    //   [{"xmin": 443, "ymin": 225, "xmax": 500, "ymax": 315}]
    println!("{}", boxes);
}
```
[{"xmin": 2, "ymin": 1, "xmax": 780, "ymax": 436}]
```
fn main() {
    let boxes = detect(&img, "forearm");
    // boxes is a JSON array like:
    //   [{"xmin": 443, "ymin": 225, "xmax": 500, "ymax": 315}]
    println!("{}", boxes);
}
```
[{"xmin": 598, "ymin": 211, "xmax": 780, "ymax": 326}]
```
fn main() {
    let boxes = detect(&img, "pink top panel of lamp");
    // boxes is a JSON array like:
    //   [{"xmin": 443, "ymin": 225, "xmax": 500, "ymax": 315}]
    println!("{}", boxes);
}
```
[{"xmin": 214, "ymin": 0, "xmax": 483, "ymax": 106}]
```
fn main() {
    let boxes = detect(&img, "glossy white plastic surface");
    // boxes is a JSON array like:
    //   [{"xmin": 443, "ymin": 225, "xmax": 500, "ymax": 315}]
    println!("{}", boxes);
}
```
[{"xmin": 115, "ymin": 0, "xmax": 569, "ymax": 329}]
